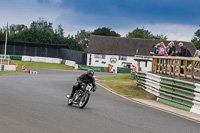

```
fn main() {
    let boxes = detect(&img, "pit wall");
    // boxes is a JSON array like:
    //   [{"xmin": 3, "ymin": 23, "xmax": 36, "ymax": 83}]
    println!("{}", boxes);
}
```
[{"xmin": 137, "ymin": 72, "xmax": 200, "ymax": 115}]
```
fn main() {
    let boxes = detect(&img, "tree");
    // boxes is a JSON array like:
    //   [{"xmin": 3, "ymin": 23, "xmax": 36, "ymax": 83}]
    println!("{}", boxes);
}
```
[
  {"xmin": 92, "ymin": 27, "xmax": 120, "ymax": 37},
  {"xmin": 153, "ymin": 34, "xmax": 167, "ymax": 41},
  {"xmin": 192, "ymin": 29, "xmax": 200, "ymax": 49},
  {"xmin": 127, "ymin": 28, "xmax": 153, "ymax": 39},
  {"xmin": 0, "ymin": 18, "xmax": 87, "ymax": 52},
  {"xmin": 55, "ymin": 24, "xmax": 64, "ymax": 37},
  {"xmin": 127, "ymin": 28, "xmax": 167, "ymax": 40},
  {"xmin": 75, "ymin": 30, "xmax": 91, "ymax": 52}
]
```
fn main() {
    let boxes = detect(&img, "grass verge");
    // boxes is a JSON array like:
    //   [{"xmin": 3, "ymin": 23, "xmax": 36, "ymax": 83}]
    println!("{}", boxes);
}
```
[
  {"xmin": 13, "ymin": 60, "xmax": 72, "ymax": 70},
  {"xmin": 96, "ymin": 74, "xmax": 154, "ymax": 99},
  {"xmin": 0, "ymin": 71, "xmax": 24, "ymax": 75}
]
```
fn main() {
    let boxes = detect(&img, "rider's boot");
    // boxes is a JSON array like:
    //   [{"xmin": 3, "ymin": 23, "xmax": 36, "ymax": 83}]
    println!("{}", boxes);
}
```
[{"xmin": 69, "ymin": 86, "xmax": 76, "ymax": 99}]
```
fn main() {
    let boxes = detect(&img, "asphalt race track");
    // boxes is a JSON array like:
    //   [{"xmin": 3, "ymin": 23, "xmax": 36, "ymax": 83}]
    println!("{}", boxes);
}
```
[{"xmin": 0, "ymin": 69, "xmax": 199, "ymax": 133}]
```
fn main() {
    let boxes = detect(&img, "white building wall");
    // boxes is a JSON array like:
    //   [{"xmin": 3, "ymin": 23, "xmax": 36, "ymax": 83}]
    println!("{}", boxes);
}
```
[{"xmin": 87, "ymin": 53, "xmax": 152, "ymax": 72}]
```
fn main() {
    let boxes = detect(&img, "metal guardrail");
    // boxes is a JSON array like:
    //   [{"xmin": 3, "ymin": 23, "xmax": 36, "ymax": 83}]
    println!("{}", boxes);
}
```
[
  {"xmin": 137, "ymin": 72, "xmax": 200, "ymax": 115},
  {"xmin": 152, "ymin": 56, "xmax": 200, "ymax": 80}
]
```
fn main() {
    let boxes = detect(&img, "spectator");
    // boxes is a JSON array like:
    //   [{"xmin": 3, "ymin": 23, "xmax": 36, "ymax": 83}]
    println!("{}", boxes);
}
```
[
  {"xmin": 22, "ymin": 64, "xmax": 26, "ymax": 71},
  {"xmin": 194, "ymin": 47, "xmax": 200, "ymax": 58},
  {"xmin": 168, "ymin": 42, "xmax": 176, "ymax": 56},
  {"xmin": 193, "ymin": 46, "xmax": 200, "ymax": 68},
  {"xmin": 171, "ymin": 41, "xmax": 176, "ymax": 54},
  {"xmin": 176, "ymin": 42, "xmax": 192, "ymax": 57},
  {"xmin": 151, "ymin": 43, "xmax": 159, "ymax": 56},
  {"xmin": 156, "ymin": 45, "xmax": 162, "ymax": 56},
  {"xmin": 160, "ymin": 42, "xmax": 168, "ymax": 56},
  {"xmin": 176, "ymin": 42, "xmax": 192, "ymax": 74}
]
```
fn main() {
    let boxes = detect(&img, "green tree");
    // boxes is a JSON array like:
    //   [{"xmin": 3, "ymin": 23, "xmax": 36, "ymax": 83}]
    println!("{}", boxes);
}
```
[
  {"xmin": 192, "ymin": 29, "xmax": 200, "ymax": 49},
  {"xmin": 127, "ymin": 28, "xmax": 167, "ymax": 40},
  {"xmin": 153, "ymin": 34, "xmax": 167, "ymax": 41},
  {"xmin": 127, "ymin": 28, "xmax": 153, "ymax": 39},
  {"xmin": 92, "ymin": 27, "xmax": 120, "ymax": 37},
  {"xmin": 55, "ymin": 24, "xmax": 64, "ymax": 37},
  {"xmin": 0, "ymin": 18, "xmax": 86, "ymax": 52},
  {"xmin": 75, "ymin": 30, "xmax": 91, "ymax": 52}
]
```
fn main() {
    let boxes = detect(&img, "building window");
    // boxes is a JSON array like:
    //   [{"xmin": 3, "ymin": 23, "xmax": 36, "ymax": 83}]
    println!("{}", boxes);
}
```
[
  {"xmin": 94, "ymin": 54, "xmax": 105, "ymax": 59},
  {"xmin": 119, "ymin": 56, "xmax": 127, "ymax": 61}
]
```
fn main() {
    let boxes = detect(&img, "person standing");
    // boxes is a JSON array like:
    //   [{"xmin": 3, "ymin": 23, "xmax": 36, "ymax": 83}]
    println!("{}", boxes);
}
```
[
  {"xmin": 160, "ymin": 42, "xmax": 168, "ymax": 56},
  {"xmin": 176, "ymin": 42, "xmax": 192, "ymax": 74},
  {"xmin": 194, "ymin": 47, "xmax": 200, "ymax": 58},
  {"xmin": 193, "ymin": 47, "xmax": 200, "ymax": 68},
  {"xmin": 171, "ymin": 42, "xmax": 176, "ymax": 55},
  {"xmin": 168, "ymin": 42, "xmax": 175, "ymax": 56}
]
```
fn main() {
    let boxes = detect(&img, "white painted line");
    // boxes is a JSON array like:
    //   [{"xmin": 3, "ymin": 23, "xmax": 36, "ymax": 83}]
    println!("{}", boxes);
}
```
[{"xmin": 97, "ymin": 83, "xmax": 200, "ymax": 124}]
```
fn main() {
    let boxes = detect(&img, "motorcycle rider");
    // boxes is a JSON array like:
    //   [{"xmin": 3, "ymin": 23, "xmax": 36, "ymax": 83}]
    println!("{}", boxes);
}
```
[{"xmin": 69, "ymin": 69, "xmax": 96, "ymax": 99}]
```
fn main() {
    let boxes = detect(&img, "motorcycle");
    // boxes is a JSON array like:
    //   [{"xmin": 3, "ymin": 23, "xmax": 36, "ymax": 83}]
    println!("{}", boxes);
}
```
[{"xmin": 67, "ymin": 83, "xmax": 94, "ymax": 108}]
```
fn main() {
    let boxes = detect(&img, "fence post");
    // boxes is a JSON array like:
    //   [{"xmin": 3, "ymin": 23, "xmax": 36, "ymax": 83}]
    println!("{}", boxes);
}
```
[
  {"xmin": 162, "ymin": 59, "xmax": 164, "ymax": 73},
  {"xmin": 184, "ymin": 60, "xmax": 187, "ymax": 78},
  {"xmin": 155, "ymin": 59, "xmax": 158, "ymax": 73},
  {"xmin": 165, "ymin": 59, "xmax": 168, "ymax": 74},
  {"xmin": 158, "ymin": 59, "xmax": 161, "ymax": 73},
  {"xmin": 152, "ymin": 58, "xmax": 154, "ymax": 72},
  {"xmin": 178, "ymin": 59, "xmax": 181, "ymax": 78},
  {"xmin": 191, "ymin": 61, "xmax": 194, "ymax": 79},
  {"xmin": 173, "ymin": 59, "xmax": 176, "ymax": 77},
  {"xmin": 169, "ymin": 59, "xmax": 172, "ymax": 76}
]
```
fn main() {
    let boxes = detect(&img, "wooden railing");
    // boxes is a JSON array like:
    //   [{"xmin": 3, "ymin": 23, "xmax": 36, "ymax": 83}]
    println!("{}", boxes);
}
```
[{"xmin": 152, "ymin": 56, "xmax": 200, "ymax": 80}]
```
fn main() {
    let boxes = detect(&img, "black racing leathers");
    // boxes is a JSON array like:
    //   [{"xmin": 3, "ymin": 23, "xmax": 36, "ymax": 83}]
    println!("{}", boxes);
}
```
[{"xmin": 70, "ymin": 73, "xmax": 96, "ymax": 98}]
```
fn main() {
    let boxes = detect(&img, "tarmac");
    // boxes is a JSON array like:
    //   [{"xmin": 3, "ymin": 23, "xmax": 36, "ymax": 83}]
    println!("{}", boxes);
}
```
[
  {"xmin": 98, "ymin": 82, "xmax": 200, "ymax": 122},
  {"xmin": 132, "ymin": 98, "xmax": 200, "ymax": 122}
]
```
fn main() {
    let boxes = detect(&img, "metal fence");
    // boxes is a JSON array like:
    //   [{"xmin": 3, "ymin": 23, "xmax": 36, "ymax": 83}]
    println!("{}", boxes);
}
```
[{"xmin": 0, "ymin": 41, "xmax": 87, "ymax": 65}]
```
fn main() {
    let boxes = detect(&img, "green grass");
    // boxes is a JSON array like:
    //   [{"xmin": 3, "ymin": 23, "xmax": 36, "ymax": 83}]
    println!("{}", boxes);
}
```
[
  {"xmin": 0, "ymin": 71, "xmax": 24, "ymax": 75},
  {"xmin": 96, "ymin": 74, "xmax": 130, "ymax": 80},
  {"xmin": 13, "ymin": 60, "xmax": 72, "ymax": 70},
  {"xmin": 96, "ymin": 74, "xmax": 149, "ymax": 98}
]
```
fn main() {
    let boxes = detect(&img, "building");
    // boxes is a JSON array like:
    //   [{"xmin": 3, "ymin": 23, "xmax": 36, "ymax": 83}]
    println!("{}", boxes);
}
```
[{"xmin": 87, "ymin": 35, "xmax": 196, "ymax": 72}]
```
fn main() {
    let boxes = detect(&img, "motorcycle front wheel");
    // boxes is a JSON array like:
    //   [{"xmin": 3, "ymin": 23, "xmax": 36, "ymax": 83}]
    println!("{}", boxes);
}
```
[{"xmin": 79, "ymin": 92, "xmax": 90, "ymax": 108}]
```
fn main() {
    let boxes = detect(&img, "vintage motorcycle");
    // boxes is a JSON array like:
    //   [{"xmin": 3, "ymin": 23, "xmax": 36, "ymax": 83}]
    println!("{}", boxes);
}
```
[{"xmin": 67, "ymin": 83, "xmax": 94, "ymax": 108}]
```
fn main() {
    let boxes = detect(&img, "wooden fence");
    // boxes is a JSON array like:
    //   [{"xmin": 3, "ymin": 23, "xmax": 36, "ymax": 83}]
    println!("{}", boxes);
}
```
[{"xmin": 152, "ymin": 56, "xmax": 200, "ymax": 80}]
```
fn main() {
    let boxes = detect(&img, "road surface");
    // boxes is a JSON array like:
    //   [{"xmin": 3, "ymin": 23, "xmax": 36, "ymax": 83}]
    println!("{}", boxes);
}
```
[{"xmin": 0, "ymin": 69, "xmax": 199, "ymax": 133}]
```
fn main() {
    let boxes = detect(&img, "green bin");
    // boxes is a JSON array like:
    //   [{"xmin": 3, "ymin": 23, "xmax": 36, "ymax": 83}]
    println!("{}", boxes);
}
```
[{"xmin": 131, "ymin": 72, "xmax": 136, "ymax": 80}]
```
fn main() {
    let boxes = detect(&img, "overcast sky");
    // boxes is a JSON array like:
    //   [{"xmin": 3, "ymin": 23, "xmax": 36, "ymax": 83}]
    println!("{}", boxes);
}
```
[{"xmin": 0, "ymin": 0, "xmax": 199, "ymax": 41}]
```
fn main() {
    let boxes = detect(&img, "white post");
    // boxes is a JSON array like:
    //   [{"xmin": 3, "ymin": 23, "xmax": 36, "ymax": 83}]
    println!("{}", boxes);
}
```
[{"xmin": 4, "ymin": 22, "xmax": 8, "ymax": 59}]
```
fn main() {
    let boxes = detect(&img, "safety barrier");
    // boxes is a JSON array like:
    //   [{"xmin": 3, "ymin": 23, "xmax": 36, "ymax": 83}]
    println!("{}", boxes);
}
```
[
  {"xmin": 65, "ymin": 60, "xmax": 76, "ymax": 67},
  {"xmin": 0, "ymin": 65, "xmax": 16, "ymax": 71},
  {"xmin": 137, "ymin": 72, "xmax": 200, "ymax": 115},
  {"xmin": 28, "ymin": 70, "xmax": 38, "ymax": 75},
  {"xmin": 117, "ymin": 67, "xmax": 132, "ymax": 73},
  {"xmin": 78, "ymin": 64, "xmax": 109, "ymax": 72},
  {"xmin": 22, "ymin": 56, "xmax": 77, "ymax": 66}
]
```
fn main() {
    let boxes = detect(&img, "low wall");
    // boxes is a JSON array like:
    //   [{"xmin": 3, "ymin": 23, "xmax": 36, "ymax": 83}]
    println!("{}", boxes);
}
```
[
  {"xmin": 65, "ymin": 60, "xmax": 76, "ymax": 67},
  {"xmin": 22, "ymin": 56, "xmax": 62, "ymax": 64},
  {"xmin": 78, "ymin": 64, "xmax": 109, "ymax": 72},
  {"xmin": 137, "ymin": 72, "xmax": 200, "ymax": 115},
  {"xmin": 0, "ymin": 65, "xmax": 16, "ymax": 71}
]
